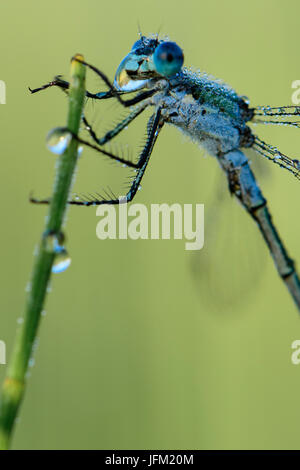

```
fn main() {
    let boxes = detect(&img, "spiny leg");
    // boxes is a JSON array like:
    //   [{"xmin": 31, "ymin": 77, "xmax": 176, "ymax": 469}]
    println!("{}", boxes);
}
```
[
  {"xmin": 70, "ymin": 109, "xmax": 163, "ymax": 205},
  {"xmin": 29, "ymin": 75, "xmax": 122, "ymax": 100},
  {"xmin": 252, "ymin": 136, "xmax": 300, "ymax": 179},
  {"xmin": 71, "ymin": 57, "xmax": 160, "ymax": 108},
  {"xmin": 83, "ymin": 102, "xmax": 149, "ymax": 146},
  {"xmin": 250, "ymin": 106, "xmax": 300, "ymax": 176},
  {"xmin": 254, "ymin": 105, "xmax": 300, "ymax": 117},
  {"xmin": 71, "ymin": 104, "xmax": 151, "ymax": 168},
  {"xmin": 252, "ymin": 105, "xmax": 300, "ymax": 130},
  {"xmin": 31, "ymin": 108, "xmax": 164, "ymax": 206},
  {"xmin": 218, "ymin": 149, "xmax": 300, "ymax": 310},
  {"xmin": 29, "ymin": 67, "xmax": 158, "ymax": 107}
]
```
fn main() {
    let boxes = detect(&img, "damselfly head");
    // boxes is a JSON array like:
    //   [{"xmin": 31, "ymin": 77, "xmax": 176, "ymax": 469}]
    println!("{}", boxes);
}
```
[{"xmin": 114, "ymin": 36, "xmax": 184, "ymax": 92}]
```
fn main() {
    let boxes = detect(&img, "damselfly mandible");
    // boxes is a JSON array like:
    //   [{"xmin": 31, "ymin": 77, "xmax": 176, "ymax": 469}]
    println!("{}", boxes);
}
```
[{"xmin": 30, "ymin": 34, "xmax": 300, "ymax": 311}]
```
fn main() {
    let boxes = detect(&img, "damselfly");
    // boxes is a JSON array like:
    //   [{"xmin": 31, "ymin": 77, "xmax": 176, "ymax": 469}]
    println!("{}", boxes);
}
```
[{"xmin": 30, "ymin": 34, "xmax": 300, "ymax": 311}]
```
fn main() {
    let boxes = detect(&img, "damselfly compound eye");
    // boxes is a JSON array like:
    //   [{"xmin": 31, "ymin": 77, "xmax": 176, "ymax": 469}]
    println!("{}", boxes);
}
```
[
  {"xmin": 46, "ymin": 127, "xmax": 72, "ymax": 155},
  {"xmin": 153, "ymin": 42, "xmax": 184, "ymax": 77}
]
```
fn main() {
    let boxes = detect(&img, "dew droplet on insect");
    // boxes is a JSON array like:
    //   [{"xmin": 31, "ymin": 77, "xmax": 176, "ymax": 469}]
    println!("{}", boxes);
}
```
[
  {"xmin": 52, "ymin": 248, "xmax": 71, "ymax": 274},
  {"xmin": 46, "ymin": 127, "xmax": 72, "ymax": 155},
  {"xmin": 241, "ymin": 95, "xmax": 250, "ymax": 105},
  {"xmin": 138, "ymin": 185, "xmax": 142, "ymax": 191},
  {"xmin": 293, "ymin": 159, "xmax": 300, "ymax": 169}
]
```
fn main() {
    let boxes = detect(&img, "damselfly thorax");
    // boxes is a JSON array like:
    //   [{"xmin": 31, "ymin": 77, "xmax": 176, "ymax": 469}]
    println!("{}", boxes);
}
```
[{"xmin": 150, "ymin": 73, "xmax": 255, "ymax": 156}]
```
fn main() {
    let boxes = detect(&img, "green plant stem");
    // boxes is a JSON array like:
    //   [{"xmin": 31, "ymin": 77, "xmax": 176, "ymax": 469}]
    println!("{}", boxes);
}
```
[{"xmin": 0, "ymin": 55, "xmax": 86, "ymax": 450}]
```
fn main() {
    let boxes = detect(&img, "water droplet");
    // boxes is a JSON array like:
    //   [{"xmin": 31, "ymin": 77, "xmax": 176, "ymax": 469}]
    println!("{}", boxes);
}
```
[
  {"xmin": 77, "ymin": 146, "xmax": 83, "ymax": 157},
  {"xmin": 25, "ymin": 282, "xmax": 31, "ymax": 292},
  {"xmin": 32, "ymin": 338, "xmax": 39, "ymax": 351},
  {"xmin": 241, "ymin": 95, "xmax": 250, "ymax": 105},
  {"xmin": 52, "ymin": 248, "xmax": 71, "ymax": 274},
  {"xmin": 46, "ymin": 127, "xmax": 72, "ymax": 155},
  {"xmin": 41, "ymin": 310, "xmax": 47, "ymax": 317},
  {"xmin": 138, "ymin": 185, "xmax": 142, "ymax": 191},
  {"xmin": 122, "ymin": 163, "xmax": 127, "ymax": 168},
  {"xmin": 17, "ymin": 317, "xmax": 24, "ymax": 324},
  {"xmin": 44, "ymin": 230, "xmax": 65, "ymax": 254},
  {"xmin": 33, "ymin": 244, "xmax": 39, "ymax": 256},
  {"xmin": 28, "ymin": 358, "xmax": 35, "ymax": 368},
  {"xmin": 293, "ymin": 159, "xmax": 300, "ymax": 169}
]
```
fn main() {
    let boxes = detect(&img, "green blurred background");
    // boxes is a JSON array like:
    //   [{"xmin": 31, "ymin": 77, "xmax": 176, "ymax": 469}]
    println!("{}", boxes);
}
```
[{"xmin": 1, "ymin": 0, "xmax": 300, "ymax": 450}]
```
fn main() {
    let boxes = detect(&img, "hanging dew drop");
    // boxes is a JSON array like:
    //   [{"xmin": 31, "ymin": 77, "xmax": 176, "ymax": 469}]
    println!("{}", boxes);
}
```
[
  {"xmin": 28, "ymin": 358, "xmax": 35, "ymax": 368},
  {"xmin": 25, "ymin": 282, "xmax": 32, "ymax": 292},
  {"xmin": 77, "ymin": 146, "xmax": 83, "ymax": 157},
  {"xmin": 44, "ymin": 230, "xmax": 65, "ymax": 254},
  {"xmin": 293, "ymin": 159, "xmax": 300, "ymax": 169},
  {"xmin": 33, "ymin": 338, "xmax": 39, "ymax": 351},
  {"xmin": 52, "ymin": 248, "xmax": 71, "ymax": 274},
  {"xmin": 46, "ymin": 127, "xmax": 72, "ymax": 155}
]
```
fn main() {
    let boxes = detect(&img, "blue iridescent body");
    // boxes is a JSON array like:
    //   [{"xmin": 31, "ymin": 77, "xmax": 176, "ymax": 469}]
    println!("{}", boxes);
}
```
[{"xmin": 151, "ymin": 68, "xmax": 254, "ymax": 155}]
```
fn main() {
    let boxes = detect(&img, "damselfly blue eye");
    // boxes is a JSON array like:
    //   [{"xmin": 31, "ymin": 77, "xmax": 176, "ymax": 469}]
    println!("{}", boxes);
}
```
[{"xmin": 153, "ymin": 42, "xmax": 184, "ymax": 77}]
